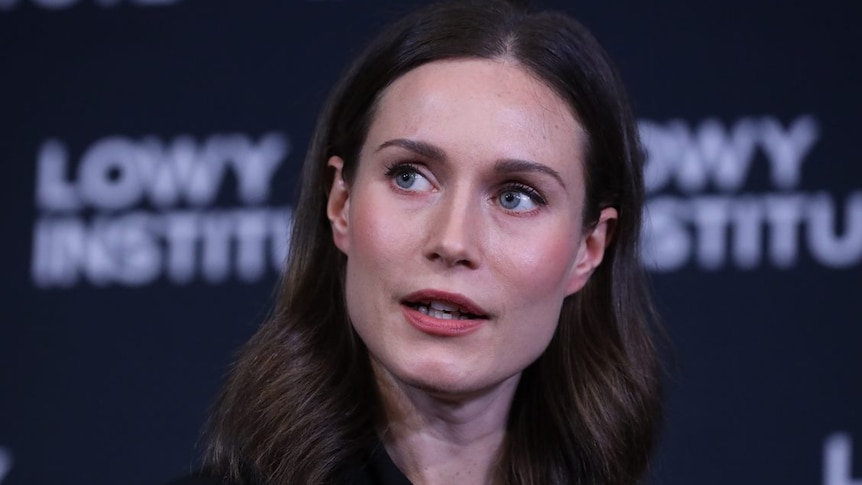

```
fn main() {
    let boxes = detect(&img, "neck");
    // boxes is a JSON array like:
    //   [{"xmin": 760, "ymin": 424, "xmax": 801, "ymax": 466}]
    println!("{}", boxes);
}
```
[{"xmin": 372, "ymin": 360, "xmax": 520, "ymax": 485}]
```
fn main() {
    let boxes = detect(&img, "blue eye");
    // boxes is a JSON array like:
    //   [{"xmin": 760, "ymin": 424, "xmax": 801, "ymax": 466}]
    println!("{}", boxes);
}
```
[
  {"xmin": 499, "ymin": 191, "xmax": 535, "ymax": 211},
  {"xmin": 386, "ymin": 163, "xmax": 433, "ymax": 192},
  {"xmin": 394, "ymin": 170, "xmax": 418, "ymax": 189},
  {"xmin": 497, "ymin": 184, "xmax": 545, "ymax": 212}
]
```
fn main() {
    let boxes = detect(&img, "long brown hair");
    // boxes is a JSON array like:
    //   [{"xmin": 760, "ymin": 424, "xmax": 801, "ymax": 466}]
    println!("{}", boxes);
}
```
[{"xmin": 205, "ymin": 1, "xmax": 664, "ymax": 484}]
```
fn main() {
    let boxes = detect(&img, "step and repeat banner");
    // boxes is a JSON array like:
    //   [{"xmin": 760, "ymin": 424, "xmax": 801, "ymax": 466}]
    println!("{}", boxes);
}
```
[{"xmin": 1, "ymin": 1, "xmax": 859, "ymax": 484}]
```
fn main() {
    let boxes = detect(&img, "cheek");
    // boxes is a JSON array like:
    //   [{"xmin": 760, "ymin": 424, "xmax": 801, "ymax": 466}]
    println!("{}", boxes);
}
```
[
  {"xmin": 345, "ymin": 189, "xmax": 414, "ymax": 281},
  {"xmin": 493, "ymin": 223, "xmax": 580, "ymax": 297},
  {"xmin": 506, "ymin": 229, "xmax": 578, "ymax": 350}
]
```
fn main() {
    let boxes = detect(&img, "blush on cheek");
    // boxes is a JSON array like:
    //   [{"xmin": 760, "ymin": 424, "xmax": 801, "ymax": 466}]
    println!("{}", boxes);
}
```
[
  {"xmin": 515, "ymin": 235, "xmax": 580, "ymax": 292},
  {"xmin": 348, "ymin": 200, "xmax": 413, "ymax": 275}
]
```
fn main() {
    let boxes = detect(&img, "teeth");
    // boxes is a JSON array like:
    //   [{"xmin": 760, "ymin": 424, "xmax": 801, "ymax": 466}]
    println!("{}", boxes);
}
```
[
  {"xmin": 429, "ymin": 308, "xmax": 461, "ymax": 320},
  {"xmin": 429, "ymin": 301, "xmax": 459, "ymax": 312},
  {"xmin": 414, "ymin": 303, "xmax": 472, "ymax": 320}
]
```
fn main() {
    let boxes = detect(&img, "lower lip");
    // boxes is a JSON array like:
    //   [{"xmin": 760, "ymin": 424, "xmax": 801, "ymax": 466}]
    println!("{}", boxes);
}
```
[{"xmin": 401, "ymin": 305, "xmax": 485, "ymax": 337}]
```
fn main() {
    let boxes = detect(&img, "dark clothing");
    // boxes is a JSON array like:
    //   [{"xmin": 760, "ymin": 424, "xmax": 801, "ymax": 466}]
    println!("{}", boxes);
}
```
[
  {"xmin": 343, "ymin": 439, "xmax": 413, "ymax": 485},
  {"xmin": 167, "ymin": 439, "xmax": 411, "ymax": 485}
]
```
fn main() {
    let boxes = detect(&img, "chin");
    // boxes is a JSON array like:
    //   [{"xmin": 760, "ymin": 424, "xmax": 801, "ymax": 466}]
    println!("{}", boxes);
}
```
[{"xmin": 395, "ymin": 357, "xmax": 512, "ymax": 399}]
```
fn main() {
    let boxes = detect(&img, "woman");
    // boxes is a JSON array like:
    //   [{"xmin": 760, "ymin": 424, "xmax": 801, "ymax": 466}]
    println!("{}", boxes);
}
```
[{"xmin": 188, "ymin": 1, "xmax": 664, "ymax": 484}]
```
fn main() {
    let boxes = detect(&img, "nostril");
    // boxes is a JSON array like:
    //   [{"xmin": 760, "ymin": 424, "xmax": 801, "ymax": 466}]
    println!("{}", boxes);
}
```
[{"xmin": 427, "ymin": 249, "xmax": 476, "ymax": 269}]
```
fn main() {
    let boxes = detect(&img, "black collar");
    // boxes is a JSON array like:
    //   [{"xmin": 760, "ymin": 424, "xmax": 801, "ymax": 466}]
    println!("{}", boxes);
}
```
[{"xmin": 343, "ymin": 437, "xmax": 412, "ymax": 485}]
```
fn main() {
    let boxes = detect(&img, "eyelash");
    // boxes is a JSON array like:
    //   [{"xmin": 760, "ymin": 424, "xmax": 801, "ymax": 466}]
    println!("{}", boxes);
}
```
[
  {"xmin": 502, "ymin": 182, "xmax": 547, "ymax": 207},
  {"xmin": 383, "ymin": 161, "xmax": 547, "ymax": 209},
  {"xmin": 384, "ymin": 161, "xmax": 423, "ymax": 179}
]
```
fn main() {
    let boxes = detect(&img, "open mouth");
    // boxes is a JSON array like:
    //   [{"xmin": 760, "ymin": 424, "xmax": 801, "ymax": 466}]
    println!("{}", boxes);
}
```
[
  {"xmin": 400, "ymin": 291, "xmax": 489, "ymax": 336},
  {"xmin": 400, "ymin": 288, "xmax": 491, "ymax": 321},
  {"xmin": 404, "ymin": 300, "xmax": 484, "ymax": 320},
  {"xmin": 406, "ymin": 301, "xmax": 482, "ymax": 320}
]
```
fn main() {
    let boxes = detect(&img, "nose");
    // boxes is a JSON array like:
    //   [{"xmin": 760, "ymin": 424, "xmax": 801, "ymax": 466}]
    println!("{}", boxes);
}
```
[{"xmin": 424, "ymin": 188, "xmax": 482, "ymax": 269}]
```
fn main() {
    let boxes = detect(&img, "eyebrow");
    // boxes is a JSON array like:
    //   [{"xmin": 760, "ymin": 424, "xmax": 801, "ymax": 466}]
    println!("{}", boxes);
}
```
[
  {"xmin": 376, "ymin": 137, "xmax": 566, "ymax": 188},
  {"xmin": 493, "ymin": 158, "xmax": 566, "ymax": 189},
  {"xmin": 376, "ymin": 138, "xmax": 446, "ymax": 160}
]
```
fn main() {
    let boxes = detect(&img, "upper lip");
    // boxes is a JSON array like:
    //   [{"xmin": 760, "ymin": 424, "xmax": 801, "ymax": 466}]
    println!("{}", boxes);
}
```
[{"xmin": 401, "ymin": 289, "xmax": 490, "ymax": 318}]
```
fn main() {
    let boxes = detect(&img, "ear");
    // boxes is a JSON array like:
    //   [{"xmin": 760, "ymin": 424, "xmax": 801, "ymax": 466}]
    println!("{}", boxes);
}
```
[
  {"xmin": 326, "ymin": 156, "xmax": 351, "ymax": 255},
  {"xmin": 565, "ymin": 207, "xmax": 618, "ymax": 296}
]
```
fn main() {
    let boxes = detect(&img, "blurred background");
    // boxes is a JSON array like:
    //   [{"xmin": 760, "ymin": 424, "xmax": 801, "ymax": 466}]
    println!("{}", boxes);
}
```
[{"xmin": 1, "ymin": 1, "xmax": 860, "ymax": 484}]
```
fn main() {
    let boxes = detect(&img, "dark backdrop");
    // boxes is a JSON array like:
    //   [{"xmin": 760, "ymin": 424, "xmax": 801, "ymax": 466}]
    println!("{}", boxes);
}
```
[{"xmin": 1, "ymin": 1, "xmax": 860, "ymax": 484}]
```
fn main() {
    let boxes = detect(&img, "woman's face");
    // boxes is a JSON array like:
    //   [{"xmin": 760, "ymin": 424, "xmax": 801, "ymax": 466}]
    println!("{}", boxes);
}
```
[{"xmin": 328, "ymin": 58, "xmax": 614, "ymax": 397}]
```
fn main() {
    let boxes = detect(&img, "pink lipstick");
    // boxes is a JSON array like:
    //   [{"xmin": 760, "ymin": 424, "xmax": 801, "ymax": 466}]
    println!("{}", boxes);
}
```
[{"xmin": 401, "ymin": 290, "xmax": 489, "ymax": 336}]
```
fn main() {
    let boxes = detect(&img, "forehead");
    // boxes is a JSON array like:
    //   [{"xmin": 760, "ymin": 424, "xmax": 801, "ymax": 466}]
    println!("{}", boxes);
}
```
[{"xmin": 363, "ymin": 58, "xmax": 586, "ymax": 182}]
